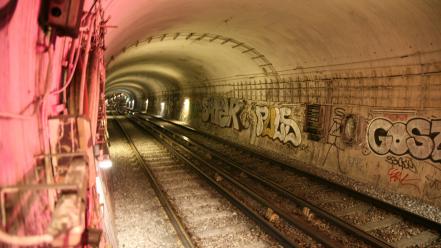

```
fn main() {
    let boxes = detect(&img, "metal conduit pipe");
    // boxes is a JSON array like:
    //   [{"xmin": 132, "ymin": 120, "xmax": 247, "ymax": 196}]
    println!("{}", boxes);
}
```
[{"xmin": 0, "ymin": 230, "xmax": 53, "ymax": 246}]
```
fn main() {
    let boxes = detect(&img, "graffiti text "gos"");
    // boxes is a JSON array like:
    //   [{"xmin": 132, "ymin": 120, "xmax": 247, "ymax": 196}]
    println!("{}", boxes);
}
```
[{"xmin": 368, "ymin": 118, "xmax": 441, "ymax": 162}]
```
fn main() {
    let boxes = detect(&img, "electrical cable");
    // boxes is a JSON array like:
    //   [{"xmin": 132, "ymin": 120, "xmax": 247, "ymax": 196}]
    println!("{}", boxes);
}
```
[
  {"xmin": 50, "ymin": 35, "xmax": 82, "ymax": 95},
  {"xmin": 50, "ymin": 12, "xmax": 91, "ymax": 96}
]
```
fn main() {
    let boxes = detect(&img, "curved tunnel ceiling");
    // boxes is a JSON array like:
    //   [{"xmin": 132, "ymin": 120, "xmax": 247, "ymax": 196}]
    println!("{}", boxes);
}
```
[
  {"xmin": 106, "ymin": 83, "xmax": 147, "ymax": 101},
  {"xmin": 104, "ymin": 0, "xmax": 441, "ymax": 99},
  {"xmin": 106, "ymin": 34, "xmax": 277, "ymax": 91}
]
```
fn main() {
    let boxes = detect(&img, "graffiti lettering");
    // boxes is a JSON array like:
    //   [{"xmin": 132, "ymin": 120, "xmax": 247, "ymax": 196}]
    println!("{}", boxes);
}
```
[
  {"xmin": 385, "ymin": 155, "xmax": 417, "ymax": 173},
  {"xmin": 347, "ymin": 156, "xmax": 363, "ymax": 167},
  {"xmin": 239, "ymin": 104, "xmax": 255, "ymax": 129},
  {"xmin": 202, "ymin": 97, "xmax": 244, "ymax": 130},
  {"xmin": 255, "ymin": 106, "xmax": 302, "ymax": 146},
  {"xmin": 426, "ymin": 176, "xmax": 441, "ymax": 190},
  {"xmin": 329, "ymin": 108, "xmax": 346, "ymax": 144},
  {"xmin": 387, "ymin": 168, "xmax": 420, "ymax": 192},
  {"xmin": 368, "ymin": 118, "xmax": 441, "ymax": 162},
  {"xmin": 424, "ymin": 176, "xmax": 441, "ymax": 200}
]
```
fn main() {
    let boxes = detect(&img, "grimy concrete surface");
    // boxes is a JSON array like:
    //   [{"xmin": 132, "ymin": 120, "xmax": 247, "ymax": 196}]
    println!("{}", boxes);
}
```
[{"xmin": 104, "ymin": 1, "xmax": 441, "ymax": 208}]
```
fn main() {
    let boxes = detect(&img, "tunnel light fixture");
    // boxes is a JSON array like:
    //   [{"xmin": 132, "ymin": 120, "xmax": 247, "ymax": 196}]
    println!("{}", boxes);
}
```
[
  {"xmin": 160, "ymin": 102, "xmax": 165, "ymax": 116},
  {"xmin": 98, "ymin": 156, "xmax": 112, "ymax": 169},
  {"xmin": 183, "ymin": 98, "xmax": 190, "ymax": 111},
  {"xmin": 181, "ymin": 98, "xmax": 190, "ymax": 121}
]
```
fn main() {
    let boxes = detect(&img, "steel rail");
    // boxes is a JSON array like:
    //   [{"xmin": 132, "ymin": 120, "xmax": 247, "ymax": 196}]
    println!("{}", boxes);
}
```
[
  {"xmin": 135, "ymin": 115, "xmax": 396, "ymax": 248},
  {"xmin": 113, "ymin": 119, "xmax": 196, "ymax": 248},
  {"xmin": 131, "ymin": 116, "xmax": 345, "ymax": 248},
  {"xmin": 143, "ymin": 114, "xmax": 441, "ymax": 234},
  {"xmin": 141, "ymin": 117, "xmax": 394, "ymax": 248},
  {"xmin": 130, "ymin": 117, "xmax": 302, "ymax": 248}
]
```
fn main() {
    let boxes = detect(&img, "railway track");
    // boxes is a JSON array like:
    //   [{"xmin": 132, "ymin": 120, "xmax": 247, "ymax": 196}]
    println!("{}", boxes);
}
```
[
  {"xmin": 107, "ymin": 119, "xmax": 183, "ymax": 247},
  {"xmin": 127, "ymin": 116, "xmax": 369, "ymax": 247},
  {"xmin": 110, "ymin": 118, "xmax": 282, "ymax": 247},
  {"xmin": 130, "ymin": 113, "xmax": 441, "ymax": 248}
]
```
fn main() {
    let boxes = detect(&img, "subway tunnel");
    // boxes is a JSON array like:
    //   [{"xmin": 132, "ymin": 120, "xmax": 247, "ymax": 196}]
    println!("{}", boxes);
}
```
[{"xmin": 1, "ymin": 0, "xmax": 441, "ymax": 247}]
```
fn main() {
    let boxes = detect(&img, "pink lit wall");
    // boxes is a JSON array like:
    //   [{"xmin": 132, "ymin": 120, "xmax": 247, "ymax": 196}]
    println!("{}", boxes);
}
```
[{"xmin": 0, "ymin": 0, "xmax": 66, "ymax": 186}]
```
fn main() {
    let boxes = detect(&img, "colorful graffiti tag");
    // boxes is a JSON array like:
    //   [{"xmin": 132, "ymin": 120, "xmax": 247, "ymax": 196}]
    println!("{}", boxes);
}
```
[{"xmin": 387, "ymin": 167, "xmax": 421, "ymax": 193}]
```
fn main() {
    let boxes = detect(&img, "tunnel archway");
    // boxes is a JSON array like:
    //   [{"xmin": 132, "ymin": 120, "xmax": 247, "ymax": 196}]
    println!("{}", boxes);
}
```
[{"xmin": 103, "ymin": 0, "xmax": 441, "ymax": 213}]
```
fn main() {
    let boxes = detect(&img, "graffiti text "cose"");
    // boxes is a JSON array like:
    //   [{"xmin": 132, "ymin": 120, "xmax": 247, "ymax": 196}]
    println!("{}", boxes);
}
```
[
  {"xmin": 255, "ymin": 106, "xmax": 302, "ymax": 146},
  {"xmin": 368, "ymin": 118, "xmax": 441, "ymax": 162}
]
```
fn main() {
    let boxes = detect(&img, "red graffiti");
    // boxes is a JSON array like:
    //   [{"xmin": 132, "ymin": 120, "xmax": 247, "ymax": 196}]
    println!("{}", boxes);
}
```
[
  {"xmin": 387, "ymin": 168, "xmax": 420, "ymax": 193},
  {"xmin": 383, "ymin": 113, "xmax": 409, "ymax": 122}
]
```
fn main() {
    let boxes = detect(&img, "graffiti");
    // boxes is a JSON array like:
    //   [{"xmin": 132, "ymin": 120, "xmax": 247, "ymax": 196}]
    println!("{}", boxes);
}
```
[
  {"xmin": 367, "ymin": 118, "xmax": 441, "ymax": 162},
  {"xmin": 255, "ymin": 106, "xmax": 302, "ymax": 146},
  {"xmin": 383, "ymin": 113, "xmax": 409, "ymax": 122},
  {"xmin": 341, "ymin": 115, "xmax": 357, "ymax": 144},
  {"xmin": 328, "ymin": 108, "xmax": 346, "ymax": 143},
  {"xmin": 201, "ymin": 97, "xmax": 244, "ymax": 130},
  {"xmin": 321, "ymin": 107, "xmax": 347, "ymax": 171},
  {"xmin": 387, "ymin": 168, "xmax": 420, "ymax": 193},
  {"xmin": 385, "ymin": 155, "xmax": 417, "ymax": 174},
  {"xmin": 426, "ymin": 176, "xmax": 441, "ymax": 190},
  {"xmin": 424, "ymin": 175, "xmax": 441, "ymax": 200},
  {"xmin": 239, "ymin": 103, "xmax": 255, "ymax": 129},
  {"xmin": 361, "ymin": 143, "xmax": 371, "ymax": 156},
  {"xmin": 347, "ymin": 156, "xmax": 364, "ymax": 167}
]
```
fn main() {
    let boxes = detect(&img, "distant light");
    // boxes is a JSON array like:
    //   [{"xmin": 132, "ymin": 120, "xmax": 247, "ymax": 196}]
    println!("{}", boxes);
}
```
[
  {"xmin": 98, "ymin": 158, "xmax": 112, "ymax": 169},
  {"xmin": 181, "ymin": 98, "xmax": 190, "ymax": 121},
  {"xmin": 145, "ymin": 99, "xmax": 149, "ymax": 112},
  {"xmin": 160, "ymin": 102, "xmax": 165, "ymax": 116}
]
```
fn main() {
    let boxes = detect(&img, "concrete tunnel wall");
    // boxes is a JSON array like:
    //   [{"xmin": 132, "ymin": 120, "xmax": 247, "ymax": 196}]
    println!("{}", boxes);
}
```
[{"xmin": 105, "ymin": 0, "xmax": 441, "ymax": 207}]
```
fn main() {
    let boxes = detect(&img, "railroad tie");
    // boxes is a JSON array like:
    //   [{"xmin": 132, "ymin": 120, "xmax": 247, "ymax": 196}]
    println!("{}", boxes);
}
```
[
  {"xmin": 392, "ymin": 230, "xmax": 439, "ymax": 248},
  {"xmin": 358, "ymin": 215, "xmax": 402, "ymax": 232},
  {"xmin": 334, "ymin": 204, "xmax": 370, "ymax": 217}
]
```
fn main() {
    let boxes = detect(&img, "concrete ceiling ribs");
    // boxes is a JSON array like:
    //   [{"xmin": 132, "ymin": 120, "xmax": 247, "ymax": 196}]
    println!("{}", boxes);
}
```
[{"xmin": 104, "ymin": 0, "xmax": 441, "ymax": 105}]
